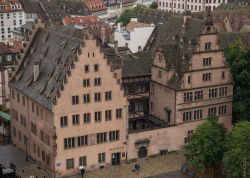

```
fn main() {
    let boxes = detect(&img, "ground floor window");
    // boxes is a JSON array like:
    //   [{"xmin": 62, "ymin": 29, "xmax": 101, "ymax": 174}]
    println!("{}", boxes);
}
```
[
  {"xmin": 66, "ymin": 158, "xmax": 74, "ymax": 169},
  {"xmin": 79, "ymin": 156, "xmax": 87, "ymax": 166},
  {"xmin": 98, "ymin": 153, "xmax": 105, "ymax": 163}
]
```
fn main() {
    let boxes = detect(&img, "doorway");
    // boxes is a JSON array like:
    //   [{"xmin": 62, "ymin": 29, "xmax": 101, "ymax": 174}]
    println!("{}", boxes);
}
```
[
  {"xmin": 138, "ymin": 146, "xmax": 148, "ymax": 158},
  {"xmin": 112, "ymin": 152, "xmax": 120, "ymax": 165}
]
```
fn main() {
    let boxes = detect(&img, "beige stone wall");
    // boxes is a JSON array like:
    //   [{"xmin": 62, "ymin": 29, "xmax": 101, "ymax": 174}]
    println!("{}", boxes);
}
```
[
  {"xmin": 127, "ymin": 116, "xmax": 231, "ymax": 160},
  {"xmin": 150, "ymin": 83, "xmax": 176, "ymax": 124},
  {"xmin": 10, "ymin": 88, "xmax": 55, "ymax": 171},
  {"xmin": 52, "ymin": 38, "xmax": 128, "ymax": 176}
]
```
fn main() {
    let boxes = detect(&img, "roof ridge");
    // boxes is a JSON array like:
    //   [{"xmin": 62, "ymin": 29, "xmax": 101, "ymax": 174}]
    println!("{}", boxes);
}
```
[{"xmin": 43, "ymin": 28, "xmax": 84, "ymax": 42}]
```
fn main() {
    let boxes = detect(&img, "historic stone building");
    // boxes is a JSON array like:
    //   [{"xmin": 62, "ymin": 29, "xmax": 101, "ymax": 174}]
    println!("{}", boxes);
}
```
[{"xmin": 9, "ymin": 10, "xmax": 238, "ymax": 177}]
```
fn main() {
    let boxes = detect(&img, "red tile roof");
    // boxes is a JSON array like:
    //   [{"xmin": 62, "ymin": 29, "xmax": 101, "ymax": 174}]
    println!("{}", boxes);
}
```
[
  {"xmin": 0, "ymin": 0, "xmax": 23, "ymax": 13},
  {"xmin": 84, "ymin": 0, "xmax": 107, "ymax": 12},
  {"xmin": 63, "ymin": 16, "xmax": 108, "ymax": 29},
  {"xmin": 126, "ymin": 21, "xmax": 152, "ymax": 32}
]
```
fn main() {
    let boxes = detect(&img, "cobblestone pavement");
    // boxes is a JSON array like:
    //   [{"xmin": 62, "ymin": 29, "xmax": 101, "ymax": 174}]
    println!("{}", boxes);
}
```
[
  {"xmin": 146, "ymin": 171, "xmax": 189, "ymax": 178},
  {"xmin": 0, "ymin": 144, "xmax": 185, "ymax": 178},
  {"xmin": 72, "ymin": 152, "xmax": 185, "ymax": 178}
]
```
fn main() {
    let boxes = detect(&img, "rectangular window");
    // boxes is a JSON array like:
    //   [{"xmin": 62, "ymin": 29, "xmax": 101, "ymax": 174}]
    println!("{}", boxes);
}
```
[
  {"xmin": 31, "ymin": 122, "xmax": 37, "ymax": 135},
  {"xmin": 150, "ymin": 84, "xmax": 154, "ymax": 95},
  {"xmin": 208, "ymin": 107, "xmax": 217, "ymax": 116},
  {"xmin": 222, "ymin": 71, "xmax": 225, "ymax": 79},
  {"xmin": 83, "ymin": 113, "xmax": 91, "ymax": 123},
  {"xmin": 97, "ymin": 132, "xmax": 107, "ymax": 143},
  {"xmin": 60, "ymin": 116, "xmax": 68, "ymax": 127},
  {"xmin": 77, "ymin": 135, "xmax": 88, "ymax": 147},
  {"xmin": 205, "ymin": 42, "xmax": 211, "ymax": 50},
  {"xmin": 95, "ymin": 111, "xmax": 102, "ymax": 122},
  {"xmin": 150, "ymin": 102, "xmax": 154, "ymax": 112},
  {"xmin": 94, "ymin": 93, "xmax": 101, "ymax": 102},
  {"xmin": 194, "ymin": 90, "xmax": 203, "ymax": 101},
  {"xmin": 84, "ymin": 65, "xmax": 89, "ymax": 73},
  {"xmin": 18, "ymin": 131, "xmax": 22, "ymax": 141},
  {"xmin": 109, "ymin": 130, "xmax": 119, "ymax": 141},
  {"xmin": 72, "ymin": 95, "xmax": 79, "ymax": 105},
  {"xmin": 183, "ymin": 111, "xmax": 192, "ymax": 122},
  {"xmin": 203, "ymin": 57, "xmax": 212, "ymax": 66},
  {"xmin": 184, "ymin": 92, "xmax": 193, "ymax": 102},
  {"xmin": 79, "ymin": 156, "xmax": 87, "ymax": 167},
  {"xmin": 105, "ymin": 110, "xmax": 112, "ymax": 121},
  {"xmin": 116, "ymin": 108, "xmax": 122, "ymax": 119},
  {"xmin": 94, "ymin": 78, "xmax": 101, "ymax": 86},
  {"xmin": 157, "ymin": 70, "xmax": 162, "ymax": 79},
  {"xmin": 203, "ymin": 73, "xmax": 211, "ymax": 82},
  {"xmin": 98, "ymin": 153, "xmax": 105, "ymax": 163},
  {"xmin": 22, "ymin": 96, "xmax": 25, "ymax": 106},
  {"xmin": 219, "ymin": 105, "xmax": 227, "ymax": 116},
  {"xmin": 209, "ymin": 88, "xmax": 218, "ymax": 98},
  {"xmin": 72, "ymin": 114, "xmax": 80, "ymax": 125},
  {"xmin": 83, "ymin": 79, "xmax": 90, "ymax": 87},
  {"xmin": 17, "ymin": 93, "xmax": 20, "ymax": 103},
  {"xmin": 194, "ymin": 110, "xmax": 203, "ymax": 120},
  {"xmin": 66, "ymin": 158, "xmax": 74, "ymax": 169},
  {"xmin": 64, "ymin": 137, "xmax": 75, "ymax": 149},
  {"xmin": 94, "ymin": 64, "xmax": 99, "ymax": 72},
  {"xmin": 105, "ymin": 91, "xmax": 112, "ymax": 101},
  {"xmin": 188, "ymin": 76, "xmax": 191, "ymax": 84},
  {"xmin": 219, "ymin": 87, "xmax": 228, "ymax": 97},
  {"xmin": 83, "ymin": 94, "xmax": 90, "ymax": 103}
]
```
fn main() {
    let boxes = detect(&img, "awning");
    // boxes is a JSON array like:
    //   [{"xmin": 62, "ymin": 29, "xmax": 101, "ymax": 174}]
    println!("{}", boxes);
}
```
[{"xmin": 0, "ymin": 111, "xmax": 10, "ymax": 123}]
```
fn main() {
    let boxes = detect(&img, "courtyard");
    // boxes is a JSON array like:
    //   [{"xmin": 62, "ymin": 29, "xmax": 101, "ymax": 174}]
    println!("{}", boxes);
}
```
[{"xmin": 0, "ymin": 145, "xmax": 186, "ymax": 178}]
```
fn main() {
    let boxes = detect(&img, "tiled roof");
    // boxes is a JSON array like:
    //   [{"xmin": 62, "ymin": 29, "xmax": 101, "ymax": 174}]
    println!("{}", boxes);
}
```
[
  {"xmin": 126, "ymin": 21, "xmax": 152, "ymax": 32},
  {"xmin": 39, "ymin": 0, "xmax": 90, "ymax": 22},
  {"xmin": 85, "ymin": 0, "xmax": 107, "ymax": 12},
  {"xmin": 19, "ymin": 0, "xmax": 44, "ymax": 15},
  {"xmin": 9, "ymin": 26, "xmax": 86, "ymax": 110},
  {"xmin": 63, "ymin": 16, "xmax": 108, "ymax": 29},
  {"xmin": 0, "ymin": 43, "xmax": 20, "ymax": 54},
  {"xmin": 0, "ymin": 0, "xmax": 23, "ymax": 13}
]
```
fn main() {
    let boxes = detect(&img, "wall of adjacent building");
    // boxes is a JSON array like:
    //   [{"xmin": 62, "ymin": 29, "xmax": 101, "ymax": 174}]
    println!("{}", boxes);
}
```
[{"xmin": 52, "ymin": 38, "xmax": 128, "ymax": 176}]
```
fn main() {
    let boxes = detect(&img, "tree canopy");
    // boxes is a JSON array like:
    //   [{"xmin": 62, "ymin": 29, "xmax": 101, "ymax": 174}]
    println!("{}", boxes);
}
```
[
  {"xmin": 184, "ymin": 115, "xmax": 226, "ymax": 173},
  {"xmin": 223, "ymin": 121, "xmax": 250, "ymax": 178},
  {"xmin": 224, "ymin": 39, "xmax": 250, "ymax": 121},
  {"xmin": 150, "ymin": 2, "xmax": 158, "ymax": 9},
  {"xmin": 117, "ymin": 5, "xmax": 147, "ymax": 26}
]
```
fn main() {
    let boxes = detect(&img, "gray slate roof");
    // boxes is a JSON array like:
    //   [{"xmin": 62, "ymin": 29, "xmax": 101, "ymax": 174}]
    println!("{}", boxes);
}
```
[{"xmin": 10, "ymin": 26, "xmax": 85, "ymax": 110}]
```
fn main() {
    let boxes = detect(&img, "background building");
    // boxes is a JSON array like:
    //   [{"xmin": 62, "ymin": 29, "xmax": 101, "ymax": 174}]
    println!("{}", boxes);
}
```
[{"xmin": 158, "ymin": 0, "xmax": 228, "ymax": 13}]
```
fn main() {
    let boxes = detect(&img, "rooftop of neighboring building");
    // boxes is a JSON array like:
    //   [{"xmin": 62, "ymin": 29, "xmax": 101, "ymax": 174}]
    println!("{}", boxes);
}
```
[
  {"xmin": 125, "ymin": 20, "xmax": 153, "ymax": 32},
  {"xmin": 63, "ymin": 16, "xmax": 108, "ymax": 29},
  {"xmin": 39, "ymin": 0, "xmax": 91, "ymax": 23},
  {"xmin": 0, "ymin": 43, "xmax": 20, "ymax": 55},
  {"xmin": 0, "ymin": 0, "xmax": 23, "ymax": 13},
  {"xmin": 12, "ymin": 22, "xmax": 33, "ymax": 36},
  {"xmin": 84, "ymin": 0, "xmax": 107, "ymax": 13}
]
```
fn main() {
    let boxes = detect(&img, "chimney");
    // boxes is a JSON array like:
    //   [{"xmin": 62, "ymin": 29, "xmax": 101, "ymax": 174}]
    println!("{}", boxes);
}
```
[
  {"xmin": 125, "ymin": 43, "xmax": 128, "ymax": 48},
  {"xmin": 33, "ymin": 61, "xmax": 40, "ymax": 82},
  {"xmin": 117, "ymin": 23, "xmax": 121, "ymax": 32},
  {"xmin": 101, "ymin": 26, "xmax": 106, "ymax": 45},
  {"xmin": 138, "ymin": 46, "xmax": 142, "ymax": 51}
]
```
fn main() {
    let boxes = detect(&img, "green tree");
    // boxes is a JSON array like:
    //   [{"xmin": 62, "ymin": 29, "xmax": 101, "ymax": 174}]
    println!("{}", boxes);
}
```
[
  {"xmin": 184, "ymin": 115, "xmax": 226, "ymax": 175},
  {"xmin": 224, "ymin": 39, "xmax": 250, "ymax": 121},
  {"xmin": 150, "ymin": 2, "xmax": 158, "ymax": 9},
  {"xmin": 223, "ymin": 121, "xmax": 250, "ymax": 178},
  {"xmin": 117, "ymin": 5, "xmax": 147, "ymax": 26}
]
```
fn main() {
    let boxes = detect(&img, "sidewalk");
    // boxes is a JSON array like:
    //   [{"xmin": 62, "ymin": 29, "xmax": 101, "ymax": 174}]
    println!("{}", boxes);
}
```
[{"xmin": 72, "ymin": 152, "xmax": 185, "ymax": 178}]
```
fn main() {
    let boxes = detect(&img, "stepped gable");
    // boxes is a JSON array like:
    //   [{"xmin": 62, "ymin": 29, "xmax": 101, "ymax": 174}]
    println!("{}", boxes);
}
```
[{"xmin": 9, "ymin": 26, "xmax": 86, "ymax": 110}]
